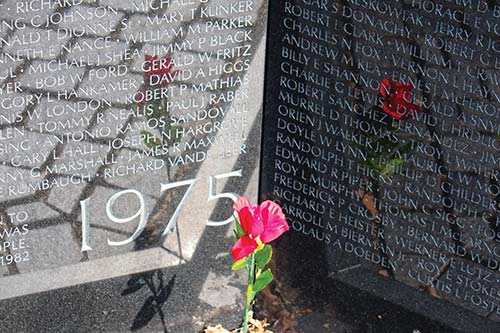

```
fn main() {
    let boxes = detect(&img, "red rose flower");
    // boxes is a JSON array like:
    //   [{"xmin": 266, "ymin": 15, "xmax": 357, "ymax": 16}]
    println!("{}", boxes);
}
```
[
  {"xmin": 379, "ymin": 79, "xmax": 420, "ymax": 120},
  {"xmin": 144, "ymin": 54, "xmax": 172, "ymax": 76},
  {"xmin": 143, "ymin": 54, "xmax": 181, "ymax": 86},
  {"xmin": 230, "ymin": 197, "xmax": 289, "ymax": 262},
  {"xmin": 134, "ymin": 86, "xmax": 147, "ymax": 105}
]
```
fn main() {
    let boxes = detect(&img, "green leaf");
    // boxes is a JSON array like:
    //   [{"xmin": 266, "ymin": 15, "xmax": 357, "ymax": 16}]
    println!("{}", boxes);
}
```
[
  {"xmin": 255, "ymin": 245, "xmax": 272, "ymax": 270},
  {"xmin": 398, "ymin": 142, "xmax": 413, "ymax": 154},
  {"xmin": 253, "ymin": 269, "xmax": 273, "ymax": 293},
  {"xmin": 170, "ymin": 125, "xmax": 184, "ymax": 143},
  {"xmin": 150, "ymin": 103, "xmax": 164, "ymax": 119},
  {"xmin": 367, "ymin": 157, "xmax": 380, "ymax": 171},
  {"xmin": 141, "ymin": 131, "xmax": 162, "ymax": 149},
  {"xmin": 381, "ymin": 158, "xmax": 405, "ymax": 178},
  {"xmin": 235, "ymin": 216, "xmax": 245, "ymax": 238},
  {"xmin": 231, "ymin": 259, "xmax": 246, "ymax": 271},
  {"xmin": 232, "ymin": 214, "xmax": 246, "ymax": 243}
]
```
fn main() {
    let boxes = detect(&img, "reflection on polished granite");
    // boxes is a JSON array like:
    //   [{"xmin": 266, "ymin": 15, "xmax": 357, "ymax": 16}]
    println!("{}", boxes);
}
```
[{"xmin": 0, "ymin": 0, "xmax": 268, "ymax": 331}]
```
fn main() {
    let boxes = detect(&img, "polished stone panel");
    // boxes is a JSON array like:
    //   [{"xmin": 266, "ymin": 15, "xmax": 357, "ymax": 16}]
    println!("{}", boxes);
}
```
[
  {"xmin": 0, "ymin": 0, "xmax": 267, "ymax": 331},
  {"xmin": 261, "ymin": 0, "xmax": 500, "ymax": 331}
]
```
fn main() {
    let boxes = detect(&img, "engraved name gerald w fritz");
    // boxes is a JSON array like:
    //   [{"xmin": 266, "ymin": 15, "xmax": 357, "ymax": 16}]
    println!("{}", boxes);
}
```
[{"xmin": 79, "ymin": 170, "xmax": 243, "ymax": 251}]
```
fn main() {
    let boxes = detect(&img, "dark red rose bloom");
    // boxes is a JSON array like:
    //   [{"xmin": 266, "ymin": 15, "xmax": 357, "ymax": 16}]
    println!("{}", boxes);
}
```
[
  {"xmin": 379, "ymin": 79, "xmax": 420, "ymax": 120},
  {"xmin": 133, "ymin": 86, "xmax": 148, "ymax": 106},
  {"xmin": 143, "ymin": 54, "xmax": 174, "ymax": 76},
  {"xmin": 143, "ymin": 54, "xmax": 181, "ymax": 86}
]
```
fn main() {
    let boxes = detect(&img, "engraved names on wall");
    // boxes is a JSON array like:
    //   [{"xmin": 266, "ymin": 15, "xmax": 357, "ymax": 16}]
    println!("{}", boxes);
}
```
[
  {"xmin": 0, "ymin": 0, "xmax": 263, "ymax": 294},
  {"xmin": 263, "ymin": 0, "xmax": 500, "ymax": 319}
]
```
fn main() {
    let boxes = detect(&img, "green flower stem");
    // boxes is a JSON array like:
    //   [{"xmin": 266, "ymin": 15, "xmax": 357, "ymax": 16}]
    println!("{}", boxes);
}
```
[{"xmin": 243, "ymin": 252, "xmax": 256, "ymax": 333}]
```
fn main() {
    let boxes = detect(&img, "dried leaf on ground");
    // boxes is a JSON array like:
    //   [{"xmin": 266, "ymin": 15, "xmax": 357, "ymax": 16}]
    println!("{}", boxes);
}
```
[
  {"xmin": 204, "ymin": 325, "xmax": 231, "ymax": 333},
  {"xmin": 204, "ymin": 312, "xmax": 273, "ymax": 333}
]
